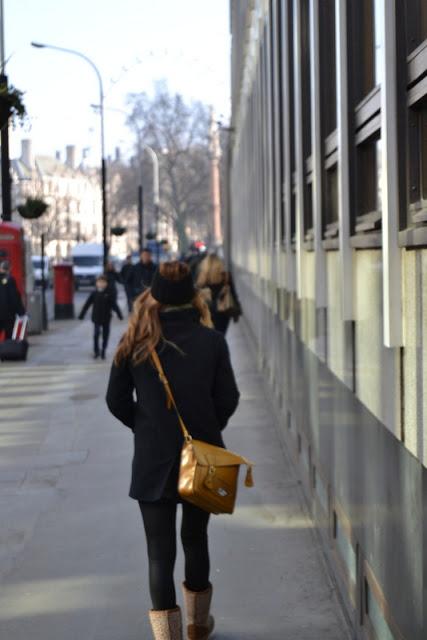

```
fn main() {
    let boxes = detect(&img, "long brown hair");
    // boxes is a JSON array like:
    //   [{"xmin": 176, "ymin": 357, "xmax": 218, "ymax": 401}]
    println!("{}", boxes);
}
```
[
  {"xmin": 114, "ymin": 261, "xmax": 212, "ymax": 366},
  {"xmin": 196, "ymin": 254, "xmax": 227, "ymax": 287}
]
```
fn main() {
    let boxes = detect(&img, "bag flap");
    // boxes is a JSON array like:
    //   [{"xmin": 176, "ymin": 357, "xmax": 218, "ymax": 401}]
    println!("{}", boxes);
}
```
[{"xmin": 189, "ymin": 439, "xmax": 249, "ymax": 467}]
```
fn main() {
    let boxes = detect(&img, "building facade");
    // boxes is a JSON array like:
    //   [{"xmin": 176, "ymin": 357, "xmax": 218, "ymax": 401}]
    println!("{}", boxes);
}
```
[
  {"xmin": 230, "ymin": 1, "xmax": 427, "ymax": 638},
  {"xmin": 12, "ymin": 139, "xmax": 102, "ymax": 259}
]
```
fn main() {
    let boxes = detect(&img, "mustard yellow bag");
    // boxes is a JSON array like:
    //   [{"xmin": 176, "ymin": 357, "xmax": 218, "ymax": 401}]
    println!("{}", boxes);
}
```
[{"xmin": 151, "ymin": 350, "xmax": 254, "ymax": 514}]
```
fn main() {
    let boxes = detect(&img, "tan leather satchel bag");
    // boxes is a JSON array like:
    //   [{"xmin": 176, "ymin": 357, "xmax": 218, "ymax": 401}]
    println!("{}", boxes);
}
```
[{"xmin": 151, "ymin": 350, "xmax": 254, "ymax": 515}]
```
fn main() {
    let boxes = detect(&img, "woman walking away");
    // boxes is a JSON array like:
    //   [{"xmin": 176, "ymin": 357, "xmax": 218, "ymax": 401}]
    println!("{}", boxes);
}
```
[
  {"xmin": 78, "ymin": 275, "xmax": 123, "ymax": 359},
  {"xmin": 105, "ymin": 260, "xmax": 120, "ymax": 302},
  {"xmin": 106, "ymin": 261, "xmax": 240, "ymax": 640},
  {"xmin": 196, "ymin": 254, "xmax": 241, "ymax": 335}
]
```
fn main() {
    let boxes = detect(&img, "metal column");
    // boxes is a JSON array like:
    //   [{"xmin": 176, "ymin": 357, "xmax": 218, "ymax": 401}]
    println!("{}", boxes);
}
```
[
  {"xmin": 335, "ymin": 0, "xmax": 353, "ymax": 320},
  {"xmin": 380, "ymin": 0, "xmax": 402, "ymax": 347}
]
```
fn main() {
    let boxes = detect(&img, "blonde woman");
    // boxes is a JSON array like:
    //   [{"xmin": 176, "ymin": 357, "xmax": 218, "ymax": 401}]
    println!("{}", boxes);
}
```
[
  {"xmin": 196, "ymin": 254, "xmax": 241, "ymax": 334},
  {"xmin": 106, "ymin": 261, "xmax": 239, "ymax": 640}
]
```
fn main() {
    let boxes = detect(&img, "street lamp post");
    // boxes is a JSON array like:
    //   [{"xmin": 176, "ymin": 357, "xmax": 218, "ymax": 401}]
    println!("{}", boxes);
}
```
[
  {"xmin": 0, "ymin": 0, "xmax": 12, "ymax": 223},
  {"xmin": 31, "ymin": 42, "xmax": 109, "ymax": 268},
  {"xmin": 137, "ymin": 183, "xmax": 144, "ymax": 252},
  {"xmin": 142, "ymin": 144, "xmax": 160, "ymax": 262}
]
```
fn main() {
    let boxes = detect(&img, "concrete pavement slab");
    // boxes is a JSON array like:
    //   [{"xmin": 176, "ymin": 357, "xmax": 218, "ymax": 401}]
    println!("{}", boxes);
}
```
[{"xmin": 0, "ymin": 303, "xmax": 350, "ymax": 639}]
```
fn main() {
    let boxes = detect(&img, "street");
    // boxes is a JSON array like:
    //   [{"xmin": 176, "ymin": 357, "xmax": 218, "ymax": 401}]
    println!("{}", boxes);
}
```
[{"xmin": 0, "ymin": 293, "xmax": 350, "ymax": 639}]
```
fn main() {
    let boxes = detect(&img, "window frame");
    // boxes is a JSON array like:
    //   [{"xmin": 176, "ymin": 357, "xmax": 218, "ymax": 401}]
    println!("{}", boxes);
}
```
[
  {"xmin": 398, "ymin": 0, "xmax": 427, "ymax": 245},
  {"xmin": 348, "ymin": 0, "xmax": 383, "ymax": 248},
  {"xmin": 301, "ymin": 0, "xmax": 314, "ymax": 242},
  {"xmin": 319, "ymin": 0, "xmax": 339, "ymax": 247}
]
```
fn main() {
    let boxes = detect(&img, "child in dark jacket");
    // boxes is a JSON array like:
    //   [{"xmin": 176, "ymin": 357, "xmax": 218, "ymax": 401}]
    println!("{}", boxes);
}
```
[{"xmin": 78, "ymin": 275, "xmax": 123, "ymax": 359}]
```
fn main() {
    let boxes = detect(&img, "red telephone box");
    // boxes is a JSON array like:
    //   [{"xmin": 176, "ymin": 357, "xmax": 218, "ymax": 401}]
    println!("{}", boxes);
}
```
[
  {"xmin": 54, "ymin": 264, "xmax": 74, "ymax": 319},
  {"xmin": 0, "ymin": 222, "xmax": 26, "ymax": 300}
]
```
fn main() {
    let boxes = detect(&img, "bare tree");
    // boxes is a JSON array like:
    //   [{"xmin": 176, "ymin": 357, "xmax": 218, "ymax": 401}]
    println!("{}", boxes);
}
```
[
  {"xmin": 20, "ymin": 195, "xmax": 78, "ymax": 256},
  {"xmin": 108, "ymin": 154, "xmax": 157, "ymax": 246},
  {"xmin": 126, "ymin": 84, "xmax": 213, "ymax": 252}
]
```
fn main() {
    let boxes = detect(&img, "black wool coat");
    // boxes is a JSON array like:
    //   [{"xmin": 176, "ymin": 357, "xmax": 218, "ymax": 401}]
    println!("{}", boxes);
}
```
[
  {"xmin": 78, "ymin": 290, "xmax": 123, "ymax": 324},
  {"xmin": 105, "ymin": 271, "xmax": 119, "ymax": 300},
  {"xmin": 0, "ymin": 274, "xmax": 25, "ymax": 328},
  {"xmin": 120, "ymin": 263, "xmax": 133, "ymax": 285},
  {"xmin": 105, "ymin": 308, "xmax": 240, "ymax": 502},
  {"xmin": 129, "ymin": 261, "xmax": 157, "ymax": 298}
]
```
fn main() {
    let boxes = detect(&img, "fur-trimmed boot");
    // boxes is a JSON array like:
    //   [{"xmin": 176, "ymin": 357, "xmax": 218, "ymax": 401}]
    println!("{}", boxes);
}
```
[
  {"xmin": 148, "ymin": 606, "xmax": 183, "ymax": 639},
  {"xmin": 182, "ymin": 583, "xmax": 215, "ymax": 640}
]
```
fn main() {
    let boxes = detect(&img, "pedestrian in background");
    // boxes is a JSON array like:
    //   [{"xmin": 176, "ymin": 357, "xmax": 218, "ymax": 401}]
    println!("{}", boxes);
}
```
[
  {"xmin": 105, "ymin": 260, "xmax": 120, "ymax": 302},
  {"xmin": 106, "ymin": 261, "xmax": 239, "ymax": 640},
  {"xmin": 0, "ymin": 260, "xmax": 25, "ymax": 339},
  {"xmin": 183, "ymin": 242, "xmax": 206, "ymax": 278},
  {"xmin": 120, "ymin": 254, "xmax": 134, "ymax": 312},
  {"xmin": 78, "ymin": 274, "xmax": 123, "ymax": 359},
  {"xmin": 196, "ymin": 254, "xmax": 241, "ymax": 335},
  {"xmin": 129, "ymin": 247, "xmax": 157, "ymax": 301}
]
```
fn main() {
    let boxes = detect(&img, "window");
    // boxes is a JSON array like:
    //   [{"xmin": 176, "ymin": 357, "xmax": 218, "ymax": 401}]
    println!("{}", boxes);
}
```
[
  {"xmin": 405, "ymin": 0, "xmax": 427, "ymax": 54},
  {"xmin": 300, "ymin": 0, "xmax": 311, "ymax": 158},
  {"xmin": 373, "ymin": 0, "xmax": 385, "ymax": 88},
  {"xmin": 402, "ymin": 0, "xmax": 427, "ymax": 234},
  {"xmin": 354, "ymin": 137, "xmax": 382, "ymax": 235},
  {"xmin": 320, "ymin": 0, "xmax": 338, "ymax": 244},
  {"xmin": 324, "ymin": 164, "xmax": 338, "ymax": 238},
  {"xmin": 352, "ymin": 0, "xmax": 384, "ymax": 103},
  {"xmin": 349, "ymin": 0, "xmax": 383, "ymax": 244},
  {"xmin": 301, "ymin": 0, "xmax": 313, "ymax": 239},
  {"xmin": 304, "ymin": 182, "xmax": 313, "ymax": 242},
  {"xmin": 407, "ymin": 103, "xmax": 427, "ymax": 223},
  {"xmin": 319, "ymin": 0, "xmax": 337, "ymax": 137}
]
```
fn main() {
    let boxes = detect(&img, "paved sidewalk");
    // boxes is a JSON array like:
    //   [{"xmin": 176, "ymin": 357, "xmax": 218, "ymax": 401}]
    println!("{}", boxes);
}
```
[{"xmin": 0, "ymin": 308, "xmax": 350, "ymax": 639}]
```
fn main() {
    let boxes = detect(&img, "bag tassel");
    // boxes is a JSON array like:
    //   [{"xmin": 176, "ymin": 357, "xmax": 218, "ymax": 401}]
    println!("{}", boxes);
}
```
[{"xmin": 244, "ymin": 465, "xmax": 254, "ymax": 488}]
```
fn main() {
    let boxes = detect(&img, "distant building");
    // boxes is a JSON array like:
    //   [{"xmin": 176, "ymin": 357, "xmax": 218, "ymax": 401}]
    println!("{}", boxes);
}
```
[{"xmin": 11, "ymin": 139, "xmax": 102, "ymax": 259}]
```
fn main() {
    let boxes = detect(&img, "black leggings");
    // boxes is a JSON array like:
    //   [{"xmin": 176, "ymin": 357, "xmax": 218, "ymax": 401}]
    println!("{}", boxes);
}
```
[{"xmin": 139, "ymin": 501, "xmax": 211, "ymax": 611}]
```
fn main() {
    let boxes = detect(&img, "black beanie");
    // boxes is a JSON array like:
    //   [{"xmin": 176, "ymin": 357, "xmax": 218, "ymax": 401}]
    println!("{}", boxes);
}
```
[{"xmin": 150, "ymin": 268, "xmax": 196, "ymax": 305}]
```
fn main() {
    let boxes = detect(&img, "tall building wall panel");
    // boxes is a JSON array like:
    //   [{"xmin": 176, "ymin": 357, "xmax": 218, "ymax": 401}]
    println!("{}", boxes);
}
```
[{"xmin": 229, "ymin": 1, "xmax": 427, "ymax": 637}]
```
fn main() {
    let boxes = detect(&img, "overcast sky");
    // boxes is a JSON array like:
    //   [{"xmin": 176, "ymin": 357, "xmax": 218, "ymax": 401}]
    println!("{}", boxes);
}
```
[{"xmin": 5, "ymin": 0, "xmax": 231, "ymax": 165}]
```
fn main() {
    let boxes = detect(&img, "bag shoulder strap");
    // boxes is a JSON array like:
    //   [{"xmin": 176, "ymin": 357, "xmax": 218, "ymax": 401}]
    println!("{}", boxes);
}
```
[
  {"xmin": 151, "ymin": 349, "xmax": 191, "ymax": 442},
  {"xmin": 151, "ymin": 349, "xmax": 255, "ymax": 489}
]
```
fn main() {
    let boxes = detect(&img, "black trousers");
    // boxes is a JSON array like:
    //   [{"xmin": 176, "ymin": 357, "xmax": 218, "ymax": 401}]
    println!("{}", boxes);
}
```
[
  {"xmin": 93, "ymin": 321, "xmax": 110, "ymax": 355},
  {"xmin": 124, "ymin": 285, "xmax": 133, "ymax": 312},
  {"xmin": 139, "ymin": 501, "xmax": 211, "ymax": 611}
]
